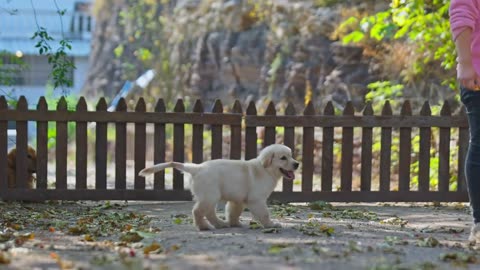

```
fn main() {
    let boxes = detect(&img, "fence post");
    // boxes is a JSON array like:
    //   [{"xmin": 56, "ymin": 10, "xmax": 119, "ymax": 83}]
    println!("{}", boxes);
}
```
[
  {"xmin": 245, "ymin": 101, "xmax": 257, "ymax": 160},
  {"xmin": 398, "ymin": 100, "xmax": 412, "ymax": 191},
  {"xmin": 283, "ymin": 102, "xmax": 296, "ymax": 192},
  {"xmin": 360, "ymin": 102, "xmax": 373, "ymax": 191},
  {"xmin": 115, "ymin": 98, "xmax": 127, "ymax": 190},
  {"xmin": 154, "ymin": 99, "xmax": 166, "ymax": 190},
  {"xmin": 56, "ymin": 97, "xmax": 68, "ymax": 189},
  {"xmin": 0, "ymin": 97, "xmax": 7, "ymax": 191},
  {"xmin": 264, "ymin": 102, "xmax": 276, "ymax": 147},
  {"xmin": 15, "ymin": 96, "xmax": 28, "ymax": 189},
  {"xmin": 37, "ymin": 97, "xmax": 49, "ymax": 189},
  {"xmin": 439, "ymin": 101, "xmax": 451, "ymax": 192},
  {"xmin": 302, "ymin": 101, "xmax": 314, "ymax": 192},
  {"xmin": 95, "ymin": 98, "xmax": 108, "ymax": 190},
  {"xmin": 380, "ymin": 101, "xmax": 392, "ymax": 191},
  {"xmin": 211, "ymin": 100, "xmax": 223, "ymax": 160},
  {"xmin": 321, "ymin": 101, "xmax": 334, "ymax": 191},
  {"xmin": 340, "ymin": 101, "xmax": 354, "ymax": 191},
  {"xmin": 173, "ymin": 99, "xmax": 185, "ymax": 190},
  {"xmin": 230, "ymin": 100, "xmax": 242, "ymax": 160},
  {"xmin": 419, "ymin": 101, "xmax": 431, "ymax": 192},
  {"xmin": 192, "ymin": 100, "xmax": 204, "ymax": 164}
]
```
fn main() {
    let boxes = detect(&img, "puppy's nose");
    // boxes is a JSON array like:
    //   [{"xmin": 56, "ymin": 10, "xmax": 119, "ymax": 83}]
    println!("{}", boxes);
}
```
[{"xmin": 294, "ymin": 162, "xmax": 299, "ymax": 170}]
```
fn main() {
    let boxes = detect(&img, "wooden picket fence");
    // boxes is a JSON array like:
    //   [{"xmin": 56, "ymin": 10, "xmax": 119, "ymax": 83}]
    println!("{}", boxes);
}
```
[{"xmin": 0, "ymin": 95, "xmax": 470, "ymax": 202}]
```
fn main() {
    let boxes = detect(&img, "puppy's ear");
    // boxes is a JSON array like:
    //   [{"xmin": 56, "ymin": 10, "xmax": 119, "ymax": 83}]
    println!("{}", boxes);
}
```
[
  {"xmin": 7, "ymin": 149, "xmax": 16, "ymax": 168},
  {"xmin": 262, "ymin": 152, "xmax": 274, "ymax": 168}
]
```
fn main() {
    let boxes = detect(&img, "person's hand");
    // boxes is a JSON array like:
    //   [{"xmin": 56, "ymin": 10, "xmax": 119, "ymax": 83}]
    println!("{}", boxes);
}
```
[{"xmin": 458, "ymin": 60, "xmax": 480, "ymax": 90}]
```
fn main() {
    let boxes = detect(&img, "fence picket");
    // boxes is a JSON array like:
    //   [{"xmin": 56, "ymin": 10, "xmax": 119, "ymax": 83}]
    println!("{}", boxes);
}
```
[
  {"xmin": 37, "ymin": 97, "xmax": 49, "ymax": 189},
  {"xmin": 380, "ymin": 101, "xmax": 392, "ymax": 191},
  {"xmin": 360, "ymin": 102, "xmax": 373, "ymax": 191},
  {"xmin": 230, "ymin": 101, "xmax": 242, "ymax": 160},
  {"xmin": 264, "ymin": 102, "xmax": 276, "ymax": 147},
  {"xmin": 283, "ymin": 103, "xmax": 296, "ymax": 192},
  {"xmin": 56, "ymin": 97, "xmax": 68, "ymax": 189},
  {"xmin": 419, "ymin": 101, "xmax": 432, "ymax": 192},
  {"xmin": 341, "ymin": 101, "xmax": 354, "ymax": 191},
  {"xmin": 115, "ymin": 98, "xmax": 127, "ymax": 190},
  {"xmin": 245, "ymin": 102, "xmax": 257, "ymax": 160},
  {"xmin": 439, "ymin": 101, "xmax": 451, "ymax": 192},
  {"xmin": 192, "ymin": 100, "xmax": 204, "ymax": 164},
  {"xmin": 321, "ymin": 102, "xmax": 334, "ymax": 191},
  {"xmin": 173, "ymin": 100, "xmax": 185, "ymax": 190},
  {"xmin": 399, "ymin": 101, "xmax": 412, "ymax": 191},
  {"xmin": 211, "ymin": 100, "xmax": 223, "ymax": 160},
  {"xmin": 16, "ymin": 96, "xmax": 28, "ymax": 189},
  {"xmin": 135, "ymin": 98, "xmax": 146, "ymax": 190},
  {"xmin": 302, "ymin": 101, "xmax": 314, "ymax": 192},
  {"xmin": 95, "ymin": 98, "xmax": 108, "ymax": 189},
  {"xmin": 0, "ymin": 97, "xmax": 7, "ymax": 191},
  {"xmin": 154, "ymin": 99, "xmax": 166, "ymax": 189}
]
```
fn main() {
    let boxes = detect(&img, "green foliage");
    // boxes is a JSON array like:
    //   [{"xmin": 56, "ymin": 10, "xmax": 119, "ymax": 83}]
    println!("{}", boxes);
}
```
[
  {"xmin": 31, "ymin": 4, "xmax": 75, "ymax": 93},
  {"xmin": 44, "ymin": 87, "xmax": 78, "ymax": 149},
  {"xmin": 366, "ymin": 81, "xmax": 404, "ymax": 110},
  {"xmin": 340, "ymin": 0, "xmax": 455, "ymax": 87}
]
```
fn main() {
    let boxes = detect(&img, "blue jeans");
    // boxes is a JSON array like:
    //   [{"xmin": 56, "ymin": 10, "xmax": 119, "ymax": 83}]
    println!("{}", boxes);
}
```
[{"xmin": 461, "ymin": 87, "xmax": 480, "ymax": 223}]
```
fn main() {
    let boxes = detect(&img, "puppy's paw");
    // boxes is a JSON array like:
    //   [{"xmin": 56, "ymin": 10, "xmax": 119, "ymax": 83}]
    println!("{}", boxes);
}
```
[
  {"xmin": 213, "ymin": 221, "xmax": 230, "ymax": 229},
  {"xmin": 197, "ymin": 224, "xmax": 213, "ymax": 231},
  {"xmin": 263, "ymin": 222, "xmax": 282, "ymax": 229},
  {"xmin": 228, "ymin": 222, "xmax": 243, "ymax": 228}
]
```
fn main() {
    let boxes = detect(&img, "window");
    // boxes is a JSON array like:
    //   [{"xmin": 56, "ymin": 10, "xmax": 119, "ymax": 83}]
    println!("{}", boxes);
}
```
[
  {"xmin": 0, "ymin": 51, "xmax": 26, "ymax": 86},
  {"xmin": 1, "ymin": 55, "xmax": 74, "ymax": 87}
]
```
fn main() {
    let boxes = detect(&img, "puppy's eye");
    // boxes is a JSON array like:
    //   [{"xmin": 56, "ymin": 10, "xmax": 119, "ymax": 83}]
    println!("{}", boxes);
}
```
[
  {"xmin": 27, "ymin": 154, "xmax": 32, "ymax": 159},
  {"xmin": 280, "ymin": 156, "xmax": 287, "ymax": 160}
]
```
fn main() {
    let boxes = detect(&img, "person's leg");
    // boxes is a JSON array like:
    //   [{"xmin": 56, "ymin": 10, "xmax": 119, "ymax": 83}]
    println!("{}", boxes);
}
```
[{"xmin": 460, "ymin": 87, "xmax": 480, "ymax": 241}]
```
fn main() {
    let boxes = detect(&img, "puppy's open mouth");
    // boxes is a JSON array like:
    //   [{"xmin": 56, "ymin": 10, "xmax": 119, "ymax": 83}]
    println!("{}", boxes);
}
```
[{"xmin": 280, "ymin": 168, "xmax": 295, "ymax": 180}]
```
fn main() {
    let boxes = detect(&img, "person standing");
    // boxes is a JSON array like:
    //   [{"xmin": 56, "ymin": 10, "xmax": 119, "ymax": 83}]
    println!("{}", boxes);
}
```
[{"xmin": 450, "ymin": 0, "xmax": 480, "ymax": 242}]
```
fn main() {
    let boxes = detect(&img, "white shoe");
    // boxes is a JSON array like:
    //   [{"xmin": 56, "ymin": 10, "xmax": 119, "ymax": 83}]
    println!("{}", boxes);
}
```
[{"xmin": 469, "ymin": 223, "xmax": 480, "ymax": 243}]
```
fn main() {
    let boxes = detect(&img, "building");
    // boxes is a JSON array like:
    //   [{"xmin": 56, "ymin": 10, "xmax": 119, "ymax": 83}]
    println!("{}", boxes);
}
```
[
  {"xmin": 0, "ymin": 0, "xmax": 93, "ymax": 147},
  {"xmin": 0, "ymin": 0, "xmax": 93, "ymax": 105}
]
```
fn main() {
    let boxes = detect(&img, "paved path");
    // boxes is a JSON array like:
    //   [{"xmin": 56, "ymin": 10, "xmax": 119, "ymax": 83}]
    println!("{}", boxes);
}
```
[{"xmin": 0, "ymin": 201, "xmax": 479, "ymax": 270}]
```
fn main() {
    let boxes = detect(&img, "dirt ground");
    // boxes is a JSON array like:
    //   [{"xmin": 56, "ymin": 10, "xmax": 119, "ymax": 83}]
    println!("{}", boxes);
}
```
[{"xmin": 0, "ymin": 200, "xmax": 479, "ymax": 270}]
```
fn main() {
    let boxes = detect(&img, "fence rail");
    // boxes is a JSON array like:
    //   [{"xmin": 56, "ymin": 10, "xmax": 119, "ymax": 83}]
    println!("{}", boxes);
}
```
[{"xmin": 0, "ymin": 95, "xmax": 470, "ymax": 202}]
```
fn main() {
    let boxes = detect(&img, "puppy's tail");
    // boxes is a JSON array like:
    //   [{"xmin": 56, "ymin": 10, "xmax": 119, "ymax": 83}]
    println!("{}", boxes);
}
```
[{"xmin": 138, "ymin": 162, "xmax": 202, "ymax": 177}]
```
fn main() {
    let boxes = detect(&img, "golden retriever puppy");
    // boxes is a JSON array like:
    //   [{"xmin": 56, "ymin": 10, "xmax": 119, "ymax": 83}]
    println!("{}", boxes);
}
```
[
  {"xmin": 7, "ymin": 146, "xmax": 37, "ymax": 189},
  {"xmin": 139, "ymin": 144, "xmax": 299, "ymax": 230}
]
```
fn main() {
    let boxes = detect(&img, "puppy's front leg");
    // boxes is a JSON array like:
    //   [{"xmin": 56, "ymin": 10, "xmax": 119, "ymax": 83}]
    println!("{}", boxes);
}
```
[
  {"xmin": 247, "ymin": 201, "xmax": 281, "ymax": 228},
  {"xmin": 226, "ymin": 201, "xmax": 244, "ymax": 227}
]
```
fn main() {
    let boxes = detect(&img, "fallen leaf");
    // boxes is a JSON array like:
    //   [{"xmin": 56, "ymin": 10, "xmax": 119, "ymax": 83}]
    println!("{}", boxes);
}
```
[
  {"xmin": 262, "ymin": 228, "xmax": 280, "ymax": 234},
  {"xmin": 170, "ymin": 244, "xmax": 180, "ymax": 251},
  {"xmin": 249, "ymin": 221, "xmax": 261, "ymax": 230},
  {"xmin": 120, "ymin": 232, "xmax": 143, "ymax": 243},
  {"xmin": 416, "ymin": 237, "xmax": 439, "ymax": 248},
  {"xmin": 84, "ymin": 234, "xmax": 95, "ymax": 242},
  {"xmin": 308, "ymin": 201, "xmax": 333, "ymax": 211},
  {"xmin": 15, "ymin": 232, "xmax": 34, "ymax": 246},
  {"xmin": 440, "ymin": 252, "xmax": 477, "ymax": 264},
  {"xmin": 268, "ymin": 243, "xmax": 291, "ymax": 254},
  {"xmin": 0, "ymin": 252, "xmax": 11, "ymax": 264},
  {"xmin": 68, "ymin": 226, "xmax": 87, "ymax": 235},
  {"xmin": 48, "ymin": 227, "xmax": 56, "ymax": 233},
  {"xmin": 380, "ymin": 217, "xmax": 408, "ymax": 227}
]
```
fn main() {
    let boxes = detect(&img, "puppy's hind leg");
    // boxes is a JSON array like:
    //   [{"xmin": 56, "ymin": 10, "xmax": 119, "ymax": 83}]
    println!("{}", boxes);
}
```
[
  {"xmin": 192, "ymin": 201, "xmax": 212, "ymax": 231},
  {"xmin": 226, "ymin": 201, "xmax": 244, "ymax": 227},
  {"xmin": 247, "ymin": 201, "xmax": 281, "ymax": 228},
  {"xmin": 206, "ymin": 205, "xmax": 229, "ymax": 229}
]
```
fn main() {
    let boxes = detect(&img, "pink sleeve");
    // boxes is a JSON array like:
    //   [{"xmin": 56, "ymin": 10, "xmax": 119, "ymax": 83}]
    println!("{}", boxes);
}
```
[{"xmin": 450, "ymin": 0, "xmax": 479, "ymax": 40}]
